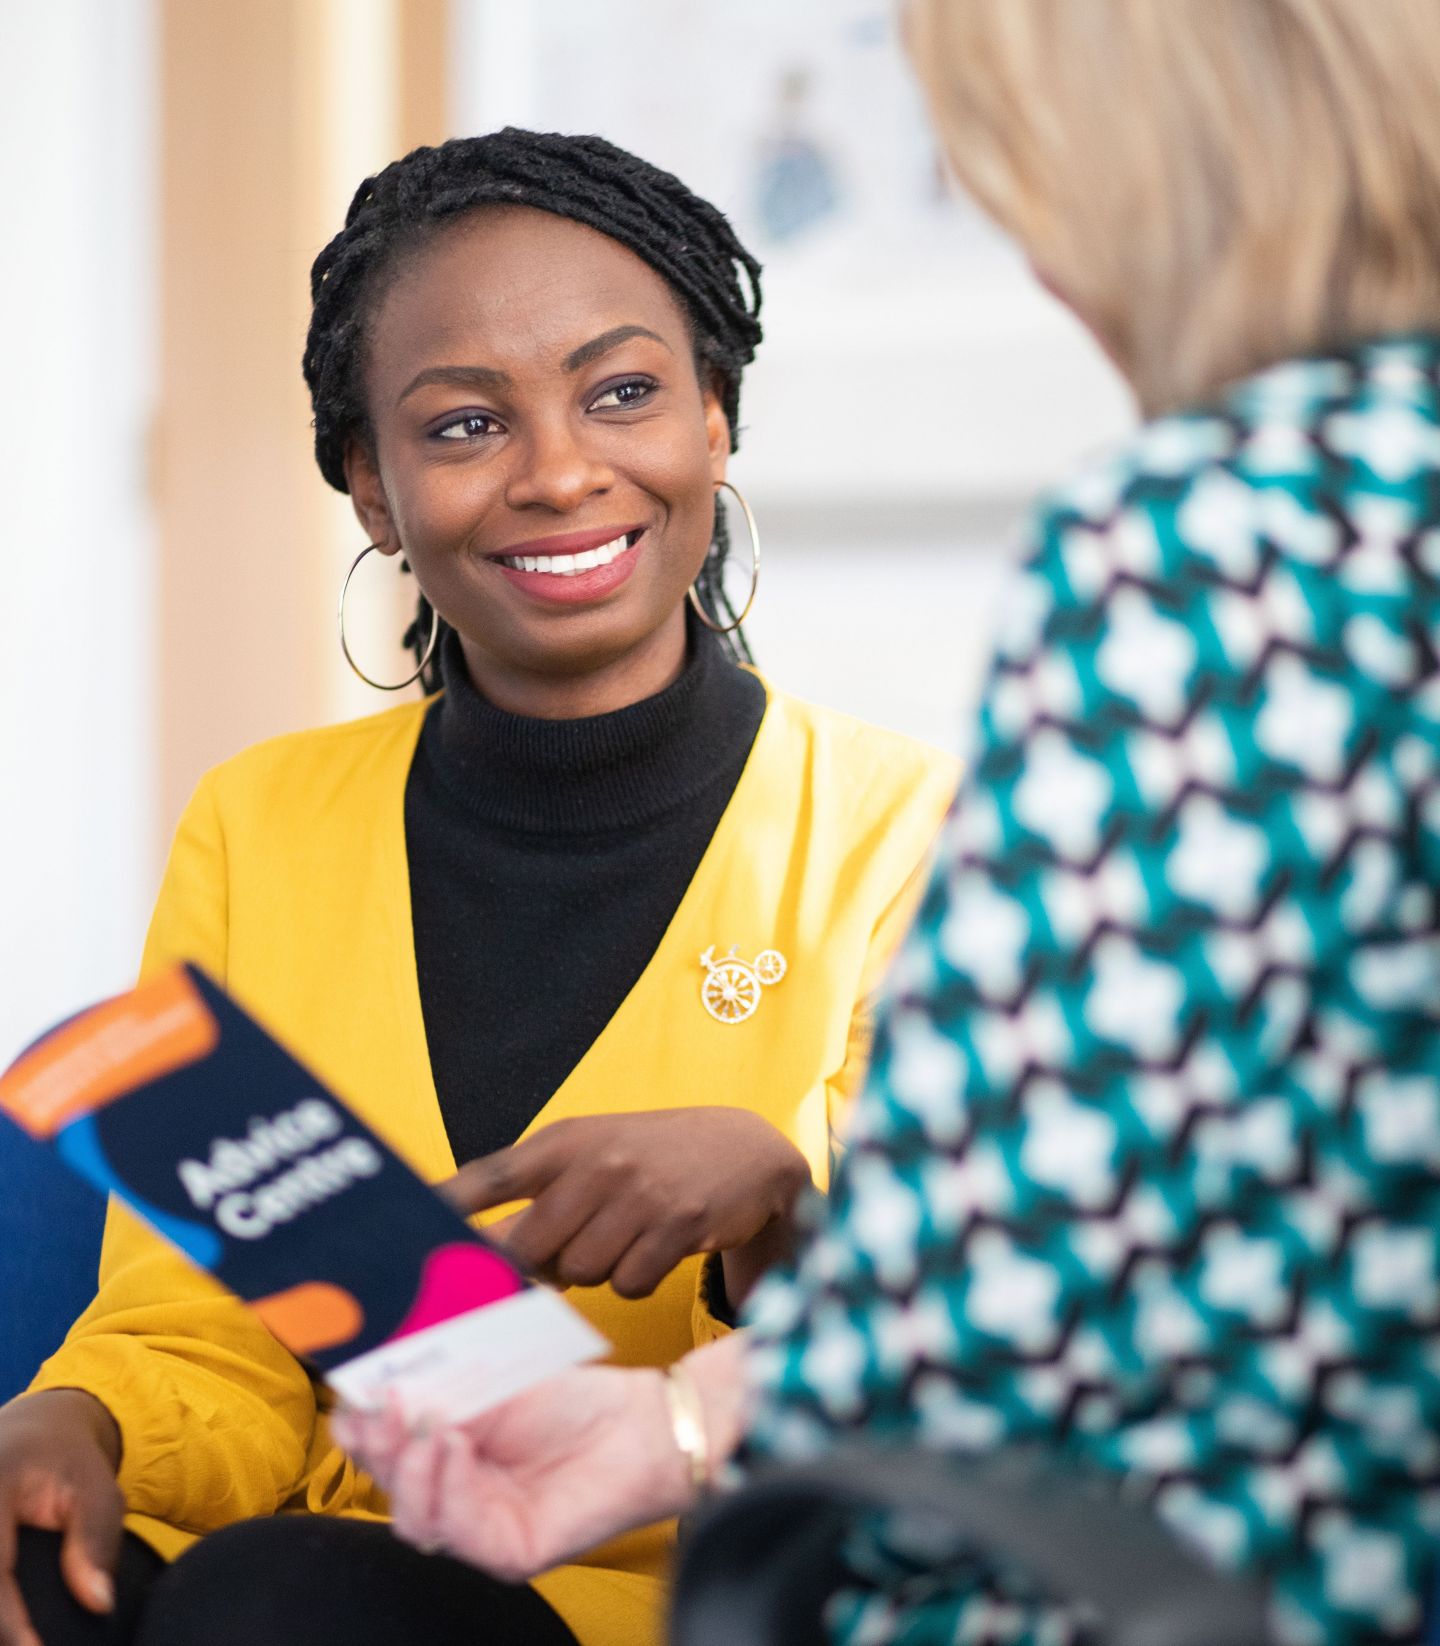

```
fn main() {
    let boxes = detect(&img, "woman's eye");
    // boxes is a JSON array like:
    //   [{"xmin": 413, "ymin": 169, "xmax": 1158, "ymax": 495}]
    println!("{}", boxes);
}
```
[
  {"xmin": 589, "ymin": 378, "xmax": 657, "ymax": 411},
  {"xmin": 434, "ymin": 413, "xmax": 501, "ymax": 441}
]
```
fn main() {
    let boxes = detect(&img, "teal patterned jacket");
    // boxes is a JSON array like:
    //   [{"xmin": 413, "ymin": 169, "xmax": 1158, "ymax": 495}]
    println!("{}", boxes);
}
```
[{"xmin": 743, "ymin": 337, "xmax": 1440, "ymax": 1645}]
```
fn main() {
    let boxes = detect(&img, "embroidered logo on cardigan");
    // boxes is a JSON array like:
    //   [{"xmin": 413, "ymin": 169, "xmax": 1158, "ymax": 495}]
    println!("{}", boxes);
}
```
[{"xmin": 698, "ymin": 946, "xmax": 787, "ymax": 1024}]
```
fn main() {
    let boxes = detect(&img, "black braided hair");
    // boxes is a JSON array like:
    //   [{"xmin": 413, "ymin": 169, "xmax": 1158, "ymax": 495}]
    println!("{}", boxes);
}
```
[{"xmin": 302, "ymin": 128, "xmax": 764, "ymax": 687}]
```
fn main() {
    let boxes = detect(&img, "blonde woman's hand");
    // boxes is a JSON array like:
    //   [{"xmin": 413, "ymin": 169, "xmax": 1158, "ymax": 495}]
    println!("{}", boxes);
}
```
[
  {"xmin": 334, "ymin": 1336, "xmax": 748, "ymax": 1578},
  {"xmin": 334, "ymin": 1365, "xmax": 686, "ymax": 1579}
]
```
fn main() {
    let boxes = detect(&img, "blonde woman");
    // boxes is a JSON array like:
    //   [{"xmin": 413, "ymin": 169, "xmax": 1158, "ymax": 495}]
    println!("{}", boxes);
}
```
[{"xmin": 339, "ymin": 4, "xmax": 1440, "ymax": 1640}]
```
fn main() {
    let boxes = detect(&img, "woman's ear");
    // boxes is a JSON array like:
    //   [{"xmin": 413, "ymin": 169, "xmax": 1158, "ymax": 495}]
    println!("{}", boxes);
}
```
[
  {"xmin": 703, "ymin": 387, "xmax": 731, "ymax": 485},
  {"xmin": 343, "ymin": 438, "xmax": 400, "ymax": 554}
]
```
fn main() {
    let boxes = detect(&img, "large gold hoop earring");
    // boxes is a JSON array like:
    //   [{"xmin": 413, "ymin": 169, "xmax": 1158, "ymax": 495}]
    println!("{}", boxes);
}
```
[
  {"xmin": 688, "ymin": 479, "xmax": 760, "ymax": 634},
  {"xmin": 338, "ymin": 544, "xmax": 439, "ymax": 691}
]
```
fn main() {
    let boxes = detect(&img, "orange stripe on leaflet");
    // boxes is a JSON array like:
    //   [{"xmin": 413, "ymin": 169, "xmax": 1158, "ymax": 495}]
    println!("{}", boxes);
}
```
[
  {"xmin": 0, "ymin": 967, "xmax": 219, "ymax": 1139},
  {"xmin": 252, "ymin": 1282, "xmax": 366, "ymax": 1356}
]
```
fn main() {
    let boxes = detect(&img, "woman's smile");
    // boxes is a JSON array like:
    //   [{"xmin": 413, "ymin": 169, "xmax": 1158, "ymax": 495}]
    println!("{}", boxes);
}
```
[{"xmin": 488, "ymin": 526, "xmax": 646, "ymax": 605}]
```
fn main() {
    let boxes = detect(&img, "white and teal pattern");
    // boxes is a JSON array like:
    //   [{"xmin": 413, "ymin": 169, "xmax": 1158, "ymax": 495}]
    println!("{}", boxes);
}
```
[{"xmin": 744, "ymin": 338, "xmax": 1440, "ymax": 1646}]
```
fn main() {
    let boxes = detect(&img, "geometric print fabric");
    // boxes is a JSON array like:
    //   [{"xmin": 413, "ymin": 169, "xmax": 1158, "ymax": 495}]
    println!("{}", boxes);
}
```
[{"xmin": 743, "ymin": 337, "xmax": 1440, "ymax": 1645}]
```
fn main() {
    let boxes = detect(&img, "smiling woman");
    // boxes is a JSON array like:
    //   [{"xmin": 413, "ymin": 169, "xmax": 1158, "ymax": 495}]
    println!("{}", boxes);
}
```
[
  {"xmin": 345, "ymin": 207, "xmax": 734, "ymax": 716},
  {"xmin": 0, "ymin": 131, "xmax": 958, "ymax": 1646}
]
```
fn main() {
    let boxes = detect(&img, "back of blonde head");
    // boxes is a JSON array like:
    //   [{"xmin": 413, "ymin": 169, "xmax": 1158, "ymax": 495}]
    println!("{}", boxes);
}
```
[{"xmin": 908, "ymin": 0, "xmax": 1440, "ymax": 415}]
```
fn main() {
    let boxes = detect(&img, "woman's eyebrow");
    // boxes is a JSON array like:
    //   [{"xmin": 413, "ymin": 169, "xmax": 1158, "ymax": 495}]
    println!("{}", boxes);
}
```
[
  {"xmin": 397, "ymin": 363, "xmax": 511, "ymax": 406},
  {"xmin": 563, "ymin": 325, "xmax": 671, "ymax": 373},
  {"xmin": 396, "ymin": 327, "xmax": 670, "ymax": 406}
]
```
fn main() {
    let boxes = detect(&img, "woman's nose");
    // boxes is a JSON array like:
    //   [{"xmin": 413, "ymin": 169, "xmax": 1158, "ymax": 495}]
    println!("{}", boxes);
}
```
[{"xmin": 505, "ymin": 419, "xmax": 615, "ymax": 513}]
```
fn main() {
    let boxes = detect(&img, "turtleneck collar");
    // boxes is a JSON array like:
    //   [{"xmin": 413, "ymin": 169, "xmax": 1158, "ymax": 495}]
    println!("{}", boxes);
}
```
[{"xmin": 422, "ymin": 614, "xmax": 767, "ymax": 837}]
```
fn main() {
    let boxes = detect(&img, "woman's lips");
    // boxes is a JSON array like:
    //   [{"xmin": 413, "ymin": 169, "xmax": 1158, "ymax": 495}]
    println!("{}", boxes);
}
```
[{"xmin": 490, "ymin": 528, "xmax": 645, "ymax": 606}]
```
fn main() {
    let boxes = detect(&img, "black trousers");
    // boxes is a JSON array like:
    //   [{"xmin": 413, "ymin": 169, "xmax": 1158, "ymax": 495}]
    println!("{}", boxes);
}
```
[{"xmin": 17, "ymin": 1518, "xmax": 578, "ymax": 1646}]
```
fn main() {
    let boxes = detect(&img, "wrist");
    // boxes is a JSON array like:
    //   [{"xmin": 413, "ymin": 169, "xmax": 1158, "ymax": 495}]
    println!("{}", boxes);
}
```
[
  {"xmin": 638, "ymin": 1369, "xmax": 704, "ymax": 1517},
  {"xmin": 770, "ymin": 1141, "xmax": 812, "ymax": 1220},
  {"xmin": 21, "ymin": 1387, "xmax": 122, "ymax": 1472},
  {"xmin": 673, "ymin": 1336, "xmax": 748, "ymax": 1485},
  {"xmin": 719, "ymin": 1141, "xmax": 809, "ymax": 1308},
  {"xmin": 663, "ymin": 1361, "xmax": 712, "ymax": 1497},
  {"xmin": 721, "ymin": 1213, "xmax": 798, "ymax": 1308}
]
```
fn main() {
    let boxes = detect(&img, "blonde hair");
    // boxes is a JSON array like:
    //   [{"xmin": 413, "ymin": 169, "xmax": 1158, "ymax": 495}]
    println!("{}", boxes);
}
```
[{"xmin": 907, "ymin": 0, "xmax": 1440, "ymax": 415}]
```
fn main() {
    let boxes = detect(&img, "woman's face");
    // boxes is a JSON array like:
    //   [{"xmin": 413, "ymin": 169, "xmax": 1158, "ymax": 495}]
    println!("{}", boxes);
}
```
[{"xmin": 346, "ymin": 206, "xmax": 731, "ymax": 716}]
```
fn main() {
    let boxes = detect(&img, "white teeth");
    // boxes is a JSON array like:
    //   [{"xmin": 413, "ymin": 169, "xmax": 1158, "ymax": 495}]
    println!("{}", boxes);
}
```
[{"xmin": 500, "ymin": 532, "xmax": 637, "ymax": 575}]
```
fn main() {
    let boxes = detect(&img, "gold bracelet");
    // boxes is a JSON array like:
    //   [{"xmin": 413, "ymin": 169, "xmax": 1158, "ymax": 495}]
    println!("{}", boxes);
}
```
[{"xmin": 663, "ymin": 1362, "xmax": 710, "ymax": 1495}]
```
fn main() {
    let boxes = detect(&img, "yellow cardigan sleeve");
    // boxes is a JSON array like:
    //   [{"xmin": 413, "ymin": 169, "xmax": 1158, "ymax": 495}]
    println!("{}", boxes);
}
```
[
  {"xmin": 823, "ymin": 848, "xmax": 941, "ymax": 1157},
  {"xmin": 27, "ymin": 775, "xmax": 319, "ymax": 1534},
  {"xmin": 689, "ymin": 825, "xmax": 950, "ymax": 1351}
]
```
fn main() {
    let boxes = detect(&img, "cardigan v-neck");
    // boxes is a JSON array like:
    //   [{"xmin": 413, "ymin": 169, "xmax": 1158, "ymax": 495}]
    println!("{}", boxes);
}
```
[{"xmin": 403, "ymin": 619, "xmax": 767, "ymax": 1167}]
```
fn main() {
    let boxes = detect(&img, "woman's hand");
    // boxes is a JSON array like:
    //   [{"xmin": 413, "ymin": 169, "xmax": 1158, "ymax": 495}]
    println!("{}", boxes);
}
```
[
  {"xmin": 335, "ymin": 1366, "xmax": 684, "ymax": 1580},
  {"xmin": 0, "ymin": 1390, "xmax": 124, "ymax": 1646},
  {"xmin": 333, "ymin": 1337, "xmax": 749, "ymax": 1580},
  {"xmin": 442, "ymin": 1109, "xmax": 811, "ymax": 1301}
]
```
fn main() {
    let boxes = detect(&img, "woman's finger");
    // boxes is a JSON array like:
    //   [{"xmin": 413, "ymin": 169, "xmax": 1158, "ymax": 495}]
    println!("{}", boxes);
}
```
[
  {"xmin": 441, "ymin": 1124, "xmax": 576, "ymax": 1217},
  {"xmin": 386, "ymin": 1431, "xmax": 448, "ymax": 1553},
  {"xmin": 331, "ymin": 1400, "xmax": 408, "ymax": 1484},
  {"xmin": 608, "ymin": 1223, "xmax": 695, "ymax": 1301},
  {"xmin": 0, "ymin": 1493, "xmax": 43, "ymax": 1646},
  {"xmin": 434, "ymin": 1430, "xmax": 528, "ymax": 1579},
  {"xmin": 499, "ymin": 1167, "xmax": 611, "ymax": 1276},
  {"xmin": 57, "ymin": 1476, "xmax": 123, "ymax": 1616},
  {"xmin": 547, "ymin": 1197, "xmax": 654, "ymax": 1291},
  {"xmin": 482, "ymin": 1210, "xmax": 525, "ymax": 1247}
]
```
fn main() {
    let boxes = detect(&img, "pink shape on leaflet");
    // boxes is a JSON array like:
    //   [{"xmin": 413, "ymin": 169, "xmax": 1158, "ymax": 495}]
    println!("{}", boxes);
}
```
[{"xmin": 387, "ymin": 1242, "xmax": 524, "ymax": 1342}]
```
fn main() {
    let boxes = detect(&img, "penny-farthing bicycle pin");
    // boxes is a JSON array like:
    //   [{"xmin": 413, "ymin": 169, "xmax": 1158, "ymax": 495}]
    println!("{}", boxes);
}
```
[{"xmin": 698, "ymin": 945, "xmax": 788, "ymax": 1025}]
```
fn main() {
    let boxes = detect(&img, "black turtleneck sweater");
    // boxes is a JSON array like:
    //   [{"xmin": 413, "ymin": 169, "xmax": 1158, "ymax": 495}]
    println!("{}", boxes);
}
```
[{"xmin": 404, "ymin": 620, "xmax": 768, "ymax": 1168}]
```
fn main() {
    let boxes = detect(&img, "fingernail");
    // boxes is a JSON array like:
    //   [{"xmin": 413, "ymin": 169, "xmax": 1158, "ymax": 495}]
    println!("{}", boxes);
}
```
[{"xmin": 88, "ymin": 1570, "xmax": 115, "ymax": 1611}]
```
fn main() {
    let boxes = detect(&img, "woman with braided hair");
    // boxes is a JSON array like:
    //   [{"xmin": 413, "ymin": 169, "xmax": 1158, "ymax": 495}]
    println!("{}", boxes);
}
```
[{"xmin": 0, "ymin": 131, "xmax": 957, "ymax": 1646}]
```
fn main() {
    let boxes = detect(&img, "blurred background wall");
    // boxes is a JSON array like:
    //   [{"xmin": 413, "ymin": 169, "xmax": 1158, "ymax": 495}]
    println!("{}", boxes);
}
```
[{"xmin": 0, "ymin": 0, "xmax": 1131, "ymax": 1065}]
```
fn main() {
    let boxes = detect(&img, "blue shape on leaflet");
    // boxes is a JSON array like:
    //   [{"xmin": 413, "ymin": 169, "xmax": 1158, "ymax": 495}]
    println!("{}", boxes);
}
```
[{"xmin": 55, "ymin": 1115, "xmax": 223, "ymax": 1270}]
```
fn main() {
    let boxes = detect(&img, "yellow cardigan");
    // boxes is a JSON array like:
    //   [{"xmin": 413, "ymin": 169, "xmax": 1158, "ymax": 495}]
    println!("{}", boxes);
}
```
[{"xmin": 31, "ymin": 682, "xmax": 958, "ymax": 1646}]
